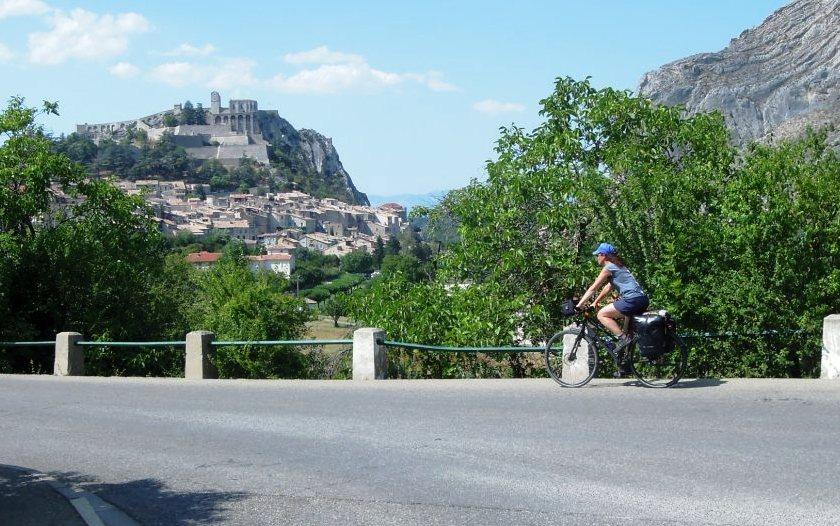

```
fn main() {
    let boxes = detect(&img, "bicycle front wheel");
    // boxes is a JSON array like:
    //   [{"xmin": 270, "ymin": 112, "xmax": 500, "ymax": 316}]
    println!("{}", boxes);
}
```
[
  {"xmin": 545, "ymin": 329, "xmax": 598, "ymax": 387},
  {"xmin": 630, "ymin": 334, "xmax": 688, "ymax": 388}
]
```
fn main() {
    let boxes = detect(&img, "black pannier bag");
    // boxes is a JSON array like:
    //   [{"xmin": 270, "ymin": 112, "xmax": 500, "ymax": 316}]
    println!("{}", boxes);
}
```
[{"xmin": 632, "ymin": 311, "xmax": 674, "ymax": 358}]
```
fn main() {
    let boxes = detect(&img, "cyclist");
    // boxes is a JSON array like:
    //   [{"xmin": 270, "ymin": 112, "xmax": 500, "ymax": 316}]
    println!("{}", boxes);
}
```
[{"xmin": 575, "ymin": 243, "xmax": 649, "ymax": 371}]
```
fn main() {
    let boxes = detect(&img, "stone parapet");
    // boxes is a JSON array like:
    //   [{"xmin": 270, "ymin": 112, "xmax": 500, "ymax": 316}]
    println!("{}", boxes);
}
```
[
  {"xmin": 185, "ymin": 331, "xmax": 218, "ymax": 380},
  {"xmin": 821, "ymin": 315, "xmax": 840, "ymax": 379},
  {"xmin": 353, "ymin": 328, "xmax": 387, "ymax": 380},
  {"xmin": 54, "ymin": 332, "xmax": 84, "ymax": 376}
]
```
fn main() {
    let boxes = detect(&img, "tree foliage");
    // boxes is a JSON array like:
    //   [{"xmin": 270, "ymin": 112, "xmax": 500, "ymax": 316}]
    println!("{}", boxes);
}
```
[
  {"xmin": 352, "ymin": 77, "xmax": 840, "ymax": 378},
  {"xmin": 190, "ymin": 256, "xmax": 311, "ymax": 378},
  {"xmin": 340, "ymin": 249, "xmax": 374, "ymax": 274},
  {"xmin": 0, "ymin": 97, "xmax": 188, "ymax": 374}
]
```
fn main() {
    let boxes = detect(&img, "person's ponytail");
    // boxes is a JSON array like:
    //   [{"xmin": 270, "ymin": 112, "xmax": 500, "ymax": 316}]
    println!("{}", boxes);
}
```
[{"xmin": 605, "ymin": 253, "xmax": 625, "ymax": 267}]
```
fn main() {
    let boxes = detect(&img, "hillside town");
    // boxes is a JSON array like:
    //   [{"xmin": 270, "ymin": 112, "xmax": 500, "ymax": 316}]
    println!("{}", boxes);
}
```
[{"xmin": 111, "ymin": 179, "xmax": 407, "ymax": 276}]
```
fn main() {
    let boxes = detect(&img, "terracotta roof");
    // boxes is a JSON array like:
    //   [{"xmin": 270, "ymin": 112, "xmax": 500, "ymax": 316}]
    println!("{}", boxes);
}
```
[{"xmin": 186, "ymin": 251, "xmax": 222, "ymax": 263}]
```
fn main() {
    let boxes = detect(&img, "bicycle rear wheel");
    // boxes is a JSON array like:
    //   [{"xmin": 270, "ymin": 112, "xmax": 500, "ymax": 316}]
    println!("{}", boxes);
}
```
[
  {"xmin": 545, "ymin": 329, "xmax": 598, "ymax": 387},
  {"xmin": 630, "ymin": 334, "xmax": 687, "ymax": 388}
]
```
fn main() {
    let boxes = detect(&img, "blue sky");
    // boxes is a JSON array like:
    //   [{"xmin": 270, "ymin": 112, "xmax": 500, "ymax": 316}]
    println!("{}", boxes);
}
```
[{"xmin": 0, "ymin": 0, "xmax": 788, "ymax": 196}]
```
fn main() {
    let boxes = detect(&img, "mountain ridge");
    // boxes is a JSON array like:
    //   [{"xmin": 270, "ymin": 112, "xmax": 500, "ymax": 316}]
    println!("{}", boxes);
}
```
[{"xmin": 638, "ymin": 0, "xmax": 839, "ymax": 147}]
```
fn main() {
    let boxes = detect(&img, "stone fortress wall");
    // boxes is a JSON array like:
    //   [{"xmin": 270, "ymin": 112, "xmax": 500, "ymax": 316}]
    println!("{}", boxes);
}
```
[{"xmin": 76, "ymin": 92, "xmax": 270, "ymax": 167}]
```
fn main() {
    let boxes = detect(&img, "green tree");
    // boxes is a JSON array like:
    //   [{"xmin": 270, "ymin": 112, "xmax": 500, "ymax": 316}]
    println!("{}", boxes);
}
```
[
  {"xmin": 351, "ymin": 77, "xmax": 839, "ymax": 379},
  {"xmin": 304, "ymin": 286, "xmax": 330, "ymax": 304},
  {"xmin": 162, "ymin": 113, "xmax": 178, "ymax": 127},
  {"xmin": 53, "ymin": 133, "xmax": 97, "ymax": 164},
  {"xmin": 180, "ymin": 101, "xmax": 196, "ymax": 125},
  {"xmin": 372, "ymin": 236, "xmax": 385, "ymax": 267},
  {"xmin": 131, "ymin": 132, "xmax": 193, "ymax": 180},
  {"xmin": 379, "ymin": 254, "xmax": 432, "ymax": 283},
  {"xmin": 94, "ymin": 139, "xmax": 137, "ymax": 174},
  {"xmin": 0, "ymin": 97, "xmax": 189, "ymax": 375},
  {"xmin": 194, "ymin": 103, "xmax": 206, "ymax": 125},
  {"xmin": 341, "ymin": 249, "xmax": 374, "ymax": 274},
  {"xmin": 385, "ymin": 236, "xmax": 401, "ymax": 256},
  {"xmin": 348, "ymin": 278, "xmax": 527, "ymax": 378},
  {"xmin": 322, "ymin": 293, "xmax": 348, "ymax": 327},
  {"xmin": 192, "ymin": 258, "xmax": 311, "ymax": 378}
]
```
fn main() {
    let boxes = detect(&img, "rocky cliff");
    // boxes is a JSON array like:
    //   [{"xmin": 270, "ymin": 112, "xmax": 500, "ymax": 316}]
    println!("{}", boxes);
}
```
[
  {"xmin": 639, "ymin": 0, "xmax": 839, "ymax": 147},
  {"xmin": 257, "ymin": 112, "xmax": 369, "ymax": 206}
]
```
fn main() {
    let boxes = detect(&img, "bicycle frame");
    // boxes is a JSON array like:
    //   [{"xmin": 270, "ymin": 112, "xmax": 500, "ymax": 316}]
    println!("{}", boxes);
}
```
[{"xmin": 569, "ymin": 311, "xmax": 636, "ymax": 367}]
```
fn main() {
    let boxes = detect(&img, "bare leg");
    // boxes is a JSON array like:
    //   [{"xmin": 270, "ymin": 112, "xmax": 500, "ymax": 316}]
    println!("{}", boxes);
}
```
[{"xmin": 597, "ymin": 303, "xmax": 624, "ymax": 337}]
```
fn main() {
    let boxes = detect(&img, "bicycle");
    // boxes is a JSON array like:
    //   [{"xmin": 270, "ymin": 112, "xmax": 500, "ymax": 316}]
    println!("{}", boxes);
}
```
[{"xmin": 544, "ymin": 305, "xmax": 688, "ymax": 388}]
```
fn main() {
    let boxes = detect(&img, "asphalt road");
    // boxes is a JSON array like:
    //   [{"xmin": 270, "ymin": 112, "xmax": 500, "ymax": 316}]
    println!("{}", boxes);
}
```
[{"xmin": 1, "ymin": 375, "xmax": 839, "ymax": 525}]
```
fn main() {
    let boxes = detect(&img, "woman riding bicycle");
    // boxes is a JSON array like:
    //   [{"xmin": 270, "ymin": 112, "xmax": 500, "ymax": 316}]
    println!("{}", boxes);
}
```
[
  {"xmin": 575, "ymin": 243, "xmax": 649, "ymax": 347},
  {"xmin": 545, "ymin": 243, "xmax": 685, "ymax": 387}
]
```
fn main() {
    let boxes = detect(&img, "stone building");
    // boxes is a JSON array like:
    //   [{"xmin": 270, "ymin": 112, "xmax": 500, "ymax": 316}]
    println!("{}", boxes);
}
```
[
  {"xmin": 207, "ymin": 91, "xmax": 260, "ymax": 134},
  {"xmin": 76, "ymin": 92, "xmax": 271, "ymax": 167}
]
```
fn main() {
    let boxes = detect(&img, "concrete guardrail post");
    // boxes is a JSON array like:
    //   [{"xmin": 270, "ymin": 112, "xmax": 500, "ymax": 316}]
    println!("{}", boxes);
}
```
[
  {"xmin": 185, "ymin": 331, "xmax": 217, "ymax": 380},
  {"xmin": 821, "ymin": 314, "xmax": 840, "ymax": 379},
  {"xmin": 353, "ymin": 328, "xmax": 387, "ymax": 380},
  {"xmin": 54, "ymin": 332, "xmax": 84, "ymax": 376},
  {"xmin": 563, "ymin": 325, "xmax": 590, "ymax": 383}
]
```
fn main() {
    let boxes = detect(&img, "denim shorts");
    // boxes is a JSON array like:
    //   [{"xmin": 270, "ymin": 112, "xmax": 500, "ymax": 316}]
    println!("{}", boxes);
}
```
[{"xmin": 614, "ymin": 295, "xmax": 649, "ymax": 316}]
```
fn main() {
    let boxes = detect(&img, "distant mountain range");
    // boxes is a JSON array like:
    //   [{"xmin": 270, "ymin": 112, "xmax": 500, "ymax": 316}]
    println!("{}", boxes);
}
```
[{"xmin": 639, "ymin": 0, "xmax": 839, "ymax": 147}]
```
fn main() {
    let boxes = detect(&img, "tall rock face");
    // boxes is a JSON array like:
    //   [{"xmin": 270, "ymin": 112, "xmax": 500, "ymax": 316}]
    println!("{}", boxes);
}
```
[
  {"xmin": 639, "ymin": 0, "xmax": 839, "ymax": 147},
  {"xmin": 257, "ymin": 112, "xmax": 369, "ymax": 206}
]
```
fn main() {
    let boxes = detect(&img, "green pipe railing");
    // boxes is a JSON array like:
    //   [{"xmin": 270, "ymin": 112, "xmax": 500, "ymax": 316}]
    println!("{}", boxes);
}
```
[
  {"xmin": 211, "ymin": 339, "xmax": 352, "ymax": 347},
  {"xmin": 383, "ymin": 341, "xmax": 543, "ymax": 353},
  {"xmin": 77, "ymin": 341, "xmax": 186, "ymax": 347},
  {"xmin": 680, "ymin": 329, "xmax": 807, "ymax": 340},
  {"xmin": 1, "ymin": 329, "xmax": 811, "ymax": 352}
]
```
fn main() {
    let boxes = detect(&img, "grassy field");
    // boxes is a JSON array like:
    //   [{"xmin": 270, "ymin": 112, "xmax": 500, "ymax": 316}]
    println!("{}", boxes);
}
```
[{"xmin": 306, "ymin": 315, "xmax": 356, "ymax": 340}]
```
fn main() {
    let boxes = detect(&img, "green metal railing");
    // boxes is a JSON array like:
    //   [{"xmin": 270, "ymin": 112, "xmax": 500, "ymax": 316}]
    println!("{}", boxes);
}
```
[
  {"xmin": 0, "ymin": 340, "xmax": 352, "ymax": 348},
  {"xmin": 77, "ymin": 341, "xmax": 186, "ymax": 347},
  {"xmin": 0, "ymin": 329, "xmax": 812, "ymax": 354},
  {"xmin": 383, "ymin": 341, "xmax": 543, "ymax": 353},
  {"xmin": 211, "ymin": 339, "xmax": 352, "ymax": 347},
  {"xmin": 680, "ymin": 328, "xmax": 807, "ymax": 340}
]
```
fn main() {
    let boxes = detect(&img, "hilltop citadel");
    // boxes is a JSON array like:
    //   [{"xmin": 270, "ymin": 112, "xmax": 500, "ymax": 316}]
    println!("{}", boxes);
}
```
[{"xmin": 77, "ymin": 91, "xmax": 273, "ymax": 167}]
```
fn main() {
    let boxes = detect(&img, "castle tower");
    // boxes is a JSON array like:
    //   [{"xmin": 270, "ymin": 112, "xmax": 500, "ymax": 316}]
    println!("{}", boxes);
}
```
[{"xmin": 210, "ymin": 91, "xmax": 221, "ymax": 114}]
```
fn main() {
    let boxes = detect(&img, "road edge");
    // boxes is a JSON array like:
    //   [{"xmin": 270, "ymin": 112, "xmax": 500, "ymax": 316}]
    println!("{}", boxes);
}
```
[{"xmin": 0, "ymin": 464, "xmax": 138, "ymax": 526}]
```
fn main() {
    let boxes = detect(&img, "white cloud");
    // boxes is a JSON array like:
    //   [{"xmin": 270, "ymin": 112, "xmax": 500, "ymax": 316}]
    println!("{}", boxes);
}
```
[
  {"xmin": 274, "ymin": 46, "xmax": 458, "ymax": 94},
  {"xmin": 0, "ymin": 0, "xmax": 50, "ymax": 19},
  {"xmin": 109, "ymin": 61, "xmax": 140, "ymax": 79},
  {"xmin": 205, "ymin": 58, "xmax": 258, "ymax": 90},
  {"xmin": 149, "ymin": 59, "xmax": 257, "ymax": 91},
  {"xmin": 266, "ymin": 62, "xmax": 402, "ymax": 94},
  {"xmin": 163, "ymin": 42, "xmax": 216, "ymax": 57},
  {"xmin": 148, "ymin": 61, "xmax": 200, "ymax": 87},
  {"xmin": 283, "ymin": 45, "xmax": 363, "ymax": 65},
  {"xmin": 407, "ymin": 71, "xmax": 459, "ymax": 93},
  {"xmin": 147, "ymin": 46, "xmax": 457, "ymax": 95},
  {"xmin": 0, "ymin": 43, "xmax": 14, "ymax": 62},
  {"xmin": 27, "ymin": 8, "xmax": 150, "ymax": 65},
  {"xmin": 473, "ymin": 99, "xmax": 525, "ymax": 114}
]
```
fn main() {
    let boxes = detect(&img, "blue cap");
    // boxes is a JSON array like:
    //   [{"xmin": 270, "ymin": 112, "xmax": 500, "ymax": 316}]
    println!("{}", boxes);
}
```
[{"xmin": 592, "ymin": 242, "xmax": 617, "ymax": 256}]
